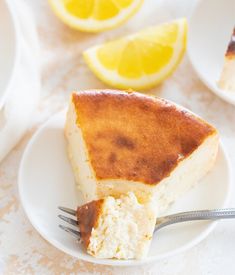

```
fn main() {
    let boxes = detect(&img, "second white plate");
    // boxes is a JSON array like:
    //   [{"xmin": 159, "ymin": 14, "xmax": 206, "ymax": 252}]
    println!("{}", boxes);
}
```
[
  {"xmin": 188, "ymin": 0, "xmax": 235, "ymax": 105},
  {"xmin": 18, "ymin": 111, "xmax": 231, "ymax": 266}
]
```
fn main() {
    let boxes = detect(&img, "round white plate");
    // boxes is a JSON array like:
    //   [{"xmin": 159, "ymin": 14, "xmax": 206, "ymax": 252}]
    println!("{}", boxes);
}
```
[
  {"xmin": 18, "ymin": 111, "xmax": 231, "ymax": 266},
  {"xmin": 0, "ymin": 0, "xmax": 19, "ymax": 108},
  {"xmin": 188, "ymin": 0, "xmax": 235, "ymax": 105}
]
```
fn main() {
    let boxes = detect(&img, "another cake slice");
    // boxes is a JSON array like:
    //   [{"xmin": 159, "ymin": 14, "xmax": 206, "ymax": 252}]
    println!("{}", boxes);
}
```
[
  {"xmin": 65, "ymin": 90, "xmax": 219, "ymax": 214},
  {"xmin": 218, "ymin": 27, "xmax": 235, "ymax": 91},
  {"xmin": 77, "ymin": 192, "xmax": 156, "ymax": 259}
]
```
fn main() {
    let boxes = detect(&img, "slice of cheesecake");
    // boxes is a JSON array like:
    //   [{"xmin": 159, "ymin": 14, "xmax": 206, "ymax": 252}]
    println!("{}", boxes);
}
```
[
  {"xmin": 218, "ymin": 27, "xmax": 235, "ymax": 91},
  {"xmin": 65, "ymin": 90, "xmax": 219, "ymax": 213},
  {"xmin": 77, "ymin": 192, "xmax": 156, "ymax": 259}
]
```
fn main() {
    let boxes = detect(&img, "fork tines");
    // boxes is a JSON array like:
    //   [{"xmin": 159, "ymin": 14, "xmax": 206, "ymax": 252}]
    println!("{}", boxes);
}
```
[
  {"xmin": 59, "ymin": 224, "xmax": 81, "ymax": 239},
  {"xmin": 58, "ymin": 206, "xmax": 81, "ymax": 241},
  {"xmin": 58, "ymin": 214, "xmax": 78, "ymax": 226},
  {"xmin": 58, "ymin": 206, "xmax": 76, "ymax": 216}
]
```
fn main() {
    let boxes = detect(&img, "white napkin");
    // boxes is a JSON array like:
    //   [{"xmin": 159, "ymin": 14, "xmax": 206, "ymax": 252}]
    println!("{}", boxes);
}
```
[{"xmin": 0, "ymin": 0, "xmax": 40, "ymax": 162}]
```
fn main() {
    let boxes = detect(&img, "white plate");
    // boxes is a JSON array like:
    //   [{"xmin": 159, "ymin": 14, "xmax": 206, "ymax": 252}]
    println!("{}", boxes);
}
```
[
  {"xmin": 188, "ymin": 0, "xmax": 235, "ymax": 105},
  {"xmin": 0, "ymin": 0, "xmax": 19, "ymax": 108},
  {"xmin": 18, "ymin": 111, "xmax": 231, "ymax": 266}
]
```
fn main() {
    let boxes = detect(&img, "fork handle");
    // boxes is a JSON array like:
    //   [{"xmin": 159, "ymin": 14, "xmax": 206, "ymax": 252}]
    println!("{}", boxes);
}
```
[{"xmin": 155, "ymin": 208, "xmax": 235, "ymax": 231}]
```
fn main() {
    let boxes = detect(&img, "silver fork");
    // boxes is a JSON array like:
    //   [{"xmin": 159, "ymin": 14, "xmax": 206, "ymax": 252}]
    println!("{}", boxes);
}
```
[
  {"xmin": 58, "ymin": 207, "xmax": 235, "ymax": 240},
  {"xmin": 58, "ymin": 207, "xmax": 81, "ymax": 241}
]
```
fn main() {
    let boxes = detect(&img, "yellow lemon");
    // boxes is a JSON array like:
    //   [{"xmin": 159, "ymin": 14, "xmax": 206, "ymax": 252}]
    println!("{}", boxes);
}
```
[
  {"xmin": 48, "ymin": 0, "xmax": 144, "ymax": 32},
  {"xmin": 83, "ymin": 18, "xmax": 187, "ymax": 89}
]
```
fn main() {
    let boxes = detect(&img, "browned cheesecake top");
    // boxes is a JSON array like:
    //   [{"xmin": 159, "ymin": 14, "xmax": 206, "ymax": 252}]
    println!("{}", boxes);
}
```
[
  {"xmin": 226, "ymin": 27, "xmax": 235, "ymax": 58},
  {"xmin": 77, "ymin": 199, "xmax": 104, "ymax": 248},
  {"xmin": 72, "ymin": 90, "xmax": 217, "ymax": 185}
]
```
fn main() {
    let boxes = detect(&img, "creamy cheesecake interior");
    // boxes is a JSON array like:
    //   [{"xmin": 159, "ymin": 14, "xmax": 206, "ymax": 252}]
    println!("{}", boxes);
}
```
[
  {"xmin": 65, "ymin": 90, "xmax": 219, "ymax": 214},
  {"xmin": 77, "ymin": 192, "xmax": 156, "ymax": 259}
]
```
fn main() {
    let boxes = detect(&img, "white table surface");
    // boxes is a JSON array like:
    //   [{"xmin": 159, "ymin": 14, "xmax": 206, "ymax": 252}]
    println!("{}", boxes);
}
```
[{"xmin": 1, "ymin": 0, "xmax": 235, "ymax": 274}]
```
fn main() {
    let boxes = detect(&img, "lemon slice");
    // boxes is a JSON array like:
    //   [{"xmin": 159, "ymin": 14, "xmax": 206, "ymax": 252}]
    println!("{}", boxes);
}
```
[
  {"xmin": 48, "ymin": 0, "xmax": 144, "ymax": 32},
  {"xmin": 83, "ymin": 18, "xmax": 187, "ymax": 89}
]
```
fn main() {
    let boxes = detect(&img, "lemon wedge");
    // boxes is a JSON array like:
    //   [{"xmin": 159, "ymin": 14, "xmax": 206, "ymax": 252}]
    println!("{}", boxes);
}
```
[
  {"xmin": 83, "ymin": 18, "xmax": 187, "ymax": 89},
  {"xmin": 48, "ymin": 0, "xmax": 144, "ymax": 32}
]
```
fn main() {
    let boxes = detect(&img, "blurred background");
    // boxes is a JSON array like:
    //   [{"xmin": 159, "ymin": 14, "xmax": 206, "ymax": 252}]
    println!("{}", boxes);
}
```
[{"xmin": 0, "ymin": 0, "xmax": 235, "ymax": 274}]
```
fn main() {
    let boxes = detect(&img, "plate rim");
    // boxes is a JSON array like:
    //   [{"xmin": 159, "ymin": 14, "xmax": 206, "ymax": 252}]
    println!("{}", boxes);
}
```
[
  {"xmin": 187, "ymin": 0, "xmax": 235, "ymax": 106},
  {"xmin": 18, "ymin": 111, "xmax": 232, "ymax": 266}
]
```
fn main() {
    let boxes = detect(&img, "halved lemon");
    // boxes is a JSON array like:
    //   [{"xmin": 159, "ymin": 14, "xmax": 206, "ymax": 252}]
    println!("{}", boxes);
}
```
[
  {"xmin": 83, "ymin": 18, "xmax": 187, "ymax": 90},
  {"xmin": 48, "ymin": 0, "xmax": 144, "ymax": 32}
]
